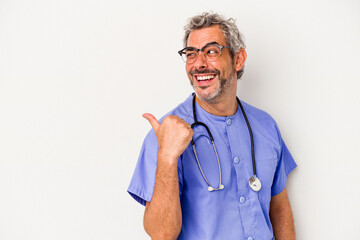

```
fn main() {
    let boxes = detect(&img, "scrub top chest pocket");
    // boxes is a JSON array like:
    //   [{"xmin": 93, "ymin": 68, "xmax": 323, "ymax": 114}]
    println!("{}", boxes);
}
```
[{"xmin": 256, "ymin": 157, "xmax": 277, "ymax": 204}]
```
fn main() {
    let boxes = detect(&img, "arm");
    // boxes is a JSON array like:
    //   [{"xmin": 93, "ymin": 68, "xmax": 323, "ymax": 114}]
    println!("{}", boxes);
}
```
[
  {"xmin": 142, "ymin": 114, "xmax": 193, "ymax": 240},
  {"xmin": 143, "ymin": 154, "xmax": 182, "ymax": 240},
  {"xmin": 269, "ymin": 187, "xmax": 295, "ymax": 240}
]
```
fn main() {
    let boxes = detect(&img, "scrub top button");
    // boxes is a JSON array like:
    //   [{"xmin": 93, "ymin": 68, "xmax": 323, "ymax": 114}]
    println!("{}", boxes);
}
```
[
  {"xmin": 239, "ymin": 196, "xmax": 246, "ymax": 204},
  {"xmin": 226, "ymin": 118, "xmax": 232, "ymax": 126},
  {"xmin": 233, "ymin": 156, "xmax": 240, "ymax": 164},
  {"xmin": 247, "ymin": 237, "xmax": 254, "ymax": 240}
]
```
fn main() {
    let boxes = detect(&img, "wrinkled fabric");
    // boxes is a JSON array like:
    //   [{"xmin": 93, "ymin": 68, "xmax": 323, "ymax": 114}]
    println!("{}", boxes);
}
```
[{"xmin": 128, "ymin": 93, "xmax": 297, "ymax": 240}]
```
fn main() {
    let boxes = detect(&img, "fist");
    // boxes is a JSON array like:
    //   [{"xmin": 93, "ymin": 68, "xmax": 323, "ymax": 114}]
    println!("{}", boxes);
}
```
[{"xmin": 143, "ymin": 113, "xmax": 194, "ymax": 160}]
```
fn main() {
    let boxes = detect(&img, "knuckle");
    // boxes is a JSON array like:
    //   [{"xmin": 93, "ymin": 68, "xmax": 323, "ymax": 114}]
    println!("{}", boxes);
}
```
[
  {"xmin": 163, "ymin": 116, "xmax": 174, "ymax": 124},
  {"xmin": 185, "ymin": 128, "xmax": 193, "ymax": 137},
  {"xmin": 163, "ymin": 116, "xmax": 169, "ymax": 122}
]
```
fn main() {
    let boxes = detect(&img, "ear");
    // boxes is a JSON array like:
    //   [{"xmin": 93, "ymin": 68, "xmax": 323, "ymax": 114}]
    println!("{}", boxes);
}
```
[{"xmin": 233, "ymin": 48, "xmax": 247, "ymax": 72}]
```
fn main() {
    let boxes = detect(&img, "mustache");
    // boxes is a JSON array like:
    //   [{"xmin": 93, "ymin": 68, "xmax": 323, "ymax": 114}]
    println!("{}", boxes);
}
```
[{"xmin": 190, "ymin": 69, "xmax": 220, "ymax": 76}]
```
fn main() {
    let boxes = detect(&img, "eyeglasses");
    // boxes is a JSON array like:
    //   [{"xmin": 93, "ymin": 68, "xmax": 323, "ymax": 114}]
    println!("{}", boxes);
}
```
[{"xmin": 178, "ymin": 43, "xmax": 230, "ymax": 64}]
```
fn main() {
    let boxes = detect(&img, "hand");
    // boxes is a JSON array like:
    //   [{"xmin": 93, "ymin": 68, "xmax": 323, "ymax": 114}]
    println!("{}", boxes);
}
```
[{"xmin": 143, "ymin": 113, "xmax": 194, "ymax": 161}]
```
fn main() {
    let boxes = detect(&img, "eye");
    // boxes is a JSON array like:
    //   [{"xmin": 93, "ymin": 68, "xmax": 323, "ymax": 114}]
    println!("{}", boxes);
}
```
[
  {"xmin": 186, "ymin": 51, "xmax": 197, "ymax": 59},
  {"xmin": 205, "ymin": 46, "xmax": 220, "ymax": 56}
]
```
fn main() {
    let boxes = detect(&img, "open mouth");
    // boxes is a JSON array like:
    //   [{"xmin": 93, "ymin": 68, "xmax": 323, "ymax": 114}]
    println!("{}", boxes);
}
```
[{"xmin": 194, "ymin": 74, "xmax": 217, "ymax": 85}]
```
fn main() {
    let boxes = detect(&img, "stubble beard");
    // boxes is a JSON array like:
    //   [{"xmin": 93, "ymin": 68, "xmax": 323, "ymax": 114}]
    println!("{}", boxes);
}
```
[{"xmin": 190, "ymin": 69, "xmax": 236, "ymax": 103}]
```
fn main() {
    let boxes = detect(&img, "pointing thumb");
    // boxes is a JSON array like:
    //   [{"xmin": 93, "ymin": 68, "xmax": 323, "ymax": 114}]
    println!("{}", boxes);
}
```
[{"xmin": 142, "ymin": 113, "xmax": 160, "ymax": 132}]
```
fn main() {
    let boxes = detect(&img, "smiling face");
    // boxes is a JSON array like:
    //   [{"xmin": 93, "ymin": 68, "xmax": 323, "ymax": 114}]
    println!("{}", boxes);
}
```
[{"xmin": 186, "ymin": 25, "xmax": 238, "ymax": 103}]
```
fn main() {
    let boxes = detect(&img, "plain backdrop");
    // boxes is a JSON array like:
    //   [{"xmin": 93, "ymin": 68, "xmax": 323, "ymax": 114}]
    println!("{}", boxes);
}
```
[{"xmin": 1, "ymin": 0, "xmax": 360, "ymax": 239}]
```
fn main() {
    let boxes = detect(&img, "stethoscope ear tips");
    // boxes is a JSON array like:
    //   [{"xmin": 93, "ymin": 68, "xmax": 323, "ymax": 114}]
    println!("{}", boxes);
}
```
[
  {"xmin": 219, "ymin": 184, "xmax": 224, "ymax": 190},
  {"xmin": 208, "ymin": 186, "xmax": 214, "ymax": 192}
]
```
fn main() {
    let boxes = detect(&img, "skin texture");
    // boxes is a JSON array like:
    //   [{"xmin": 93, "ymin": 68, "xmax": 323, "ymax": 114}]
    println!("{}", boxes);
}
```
[
  {"xmin": 142, "ymin": 114, "xmax": 192, "ymax": 240},
  {"xmin": 270, "ymin": 187, "xmax": 296, "ymax": 240},
  {"xmin": 185, "ymin": 25, "xmax": 246, "ymax": 116},
  {"xmin": 142, "ymin": 24, "xmax": 295, "ymax": 239}
]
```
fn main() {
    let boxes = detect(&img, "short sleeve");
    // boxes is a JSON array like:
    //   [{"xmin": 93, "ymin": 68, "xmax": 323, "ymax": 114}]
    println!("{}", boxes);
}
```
[
  {"xmin": 271, "ymin": 126, "xmax": 297, "ymax": 196},
  {"xmin": 127, "ymin": 130, "xmax": 184, "ymax": 206}
]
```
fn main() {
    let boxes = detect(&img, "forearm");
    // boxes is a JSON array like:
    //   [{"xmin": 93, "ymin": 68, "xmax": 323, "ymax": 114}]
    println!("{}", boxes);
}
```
[
  {"xmin": 269, "ymin": 189, "xmax": 295, "ymax": 240},
  {"xmin": 144, "ymin": 154, "xmax": 182, "ymax": 240}
]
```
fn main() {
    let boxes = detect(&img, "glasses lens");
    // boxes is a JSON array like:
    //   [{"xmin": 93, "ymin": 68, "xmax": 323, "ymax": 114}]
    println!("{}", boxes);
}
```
[
  {"xmin": 182, "ymin": 49, "xmax": 197, "ymax": 64},
  {"xmin": 203, "ymin": 45, "xmax": 221, "ymax": 62}
]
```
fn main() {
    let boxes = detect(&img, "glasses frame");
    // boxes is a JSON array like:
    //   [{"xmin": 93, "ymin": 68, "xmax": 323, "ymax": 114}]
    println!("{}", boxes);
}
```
[{"xmin": 178, "ymin": 43, "xmax": 230, "ymax": 64}]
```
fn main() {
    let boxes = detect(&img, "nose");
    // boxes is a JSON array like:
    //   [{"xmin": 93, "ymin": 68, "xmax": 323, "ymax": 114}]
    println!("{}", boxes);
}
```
[{"xmin": 193, "ymin": 51, "xmax": 208, "ymax": 70}]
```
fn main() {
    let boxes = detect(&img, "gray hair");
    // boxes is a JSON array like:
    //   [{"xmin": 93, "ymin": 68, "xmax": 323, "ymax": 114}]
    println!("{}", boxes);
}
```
[{"xmin": 183, "ymin": 12, "xmax": 246, "ymax": 79}]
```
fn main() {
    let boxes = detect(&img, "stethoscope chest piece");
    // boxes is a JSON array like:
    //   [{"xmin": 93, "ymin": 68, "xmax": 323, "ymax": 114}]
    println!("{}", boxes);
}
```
[
  {"xmin": 191, "ymin": 94, "xmax": 262, "ymax": 193},
  {"xmin": 249, "ymin": 176, "xmax": 262, "ymax": 192}
]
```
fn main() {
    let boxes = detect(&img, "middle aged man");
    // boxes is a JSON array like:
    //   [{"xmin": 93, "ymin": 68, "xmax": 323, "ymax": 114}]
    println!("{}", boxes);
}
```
[{"xmin": 128, "ymin": 12, "xmax": 297, "ymax": 240}]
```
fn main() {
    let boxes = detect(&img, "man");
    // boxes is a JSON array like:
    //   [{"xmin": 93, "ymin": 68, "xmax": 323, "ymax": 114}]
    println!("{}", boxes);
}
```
[{"xmin": 128, "ymin": 12, "xmax": 297, "ymax": 240}]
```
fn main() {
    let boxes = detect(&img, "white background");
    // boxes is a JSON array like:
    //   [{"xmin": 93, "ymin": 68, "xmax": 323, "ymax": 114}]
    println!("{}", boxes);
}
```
[{"xmin": 1, "ymin": 0, "xmax": 360, "ymax": 239}]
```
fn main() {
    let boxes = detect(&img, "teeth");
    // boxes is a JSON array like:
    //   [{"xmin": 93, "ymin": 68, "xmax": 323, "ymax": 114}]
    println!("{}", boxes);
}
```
[{"xmin": 197, "ymin": 75, "xmax": 215, "ymax": 81}]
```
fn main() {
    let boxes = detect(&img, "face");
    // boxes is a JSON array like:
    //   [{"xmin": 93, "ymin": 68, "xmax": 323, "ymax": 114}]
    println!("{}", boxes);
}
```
[{"xmin": 185, "ymin": 25, "xmax": 238, "ymax": 102}]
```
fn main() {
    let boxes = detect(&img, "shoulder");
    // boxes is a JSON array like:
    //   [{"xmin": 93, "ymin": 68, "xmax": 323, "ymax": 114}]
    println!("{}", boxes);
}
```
[
  {"xmin": 158, "ymin": 94, "xmax": 194, "ymax": 124},
  {"xmin": 241, "ymin": 101, "xmax": 276, "ymax": 122},
  {"xmin": 240, "ymin": 100, "xmax": 281, "ymax": 139}
]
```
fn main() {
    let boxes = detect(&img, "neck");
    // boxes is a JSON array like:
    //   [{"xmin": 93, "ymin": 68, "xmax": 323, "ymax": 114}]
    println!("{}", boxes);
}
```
[{"xmin": 195, "ymin": 88, "xmax": 238, "ymax": 116}]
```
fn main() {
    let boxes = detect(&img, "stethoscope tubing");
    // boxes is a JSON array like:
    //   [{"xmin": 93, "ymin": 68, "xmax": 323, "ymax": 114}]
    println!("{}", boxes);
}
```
[
  {"xmin": 191, "ymin": 94, "xmax": 260, "ymax": 191},
  {"xmin": 236, "ymin": 97, "xmax": 257, "ymax": 177}
]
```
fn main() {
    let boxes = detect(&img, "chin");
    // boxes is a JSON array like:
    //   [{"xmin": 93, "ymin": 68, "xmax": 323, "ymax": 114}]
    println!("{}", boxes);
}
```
[{"xmin": 194, "ymin": 87, "xmax": 222, "ymax": 103}]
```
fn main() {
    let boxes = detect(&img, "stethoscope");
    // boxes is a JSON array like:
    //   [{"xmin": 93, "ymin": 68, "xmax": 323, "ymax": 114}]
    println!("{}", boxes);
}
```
[{"xmin": 191, "ymin": 94, "xmax": 262, "ymax": 192}]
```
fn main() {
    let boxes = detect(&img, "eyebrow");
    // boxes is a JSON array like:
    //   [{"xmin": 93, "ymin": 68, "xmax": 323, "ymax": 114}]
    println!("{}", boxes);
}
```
[
  {"xmin": 204, "ymin": 41, "xmax": 219, "ymax": 46},
  {"xmin": 186, "ymin": 41, "xmax": 220, "ymax": 49}
]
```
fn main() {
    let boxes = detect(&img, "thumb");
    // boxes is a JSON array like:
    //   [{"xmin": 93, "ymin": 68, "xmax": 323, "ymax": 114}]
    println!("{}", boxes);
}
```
[{"xmin": 142, "ymin": 113, "xmax": 160, "ymax": 132}]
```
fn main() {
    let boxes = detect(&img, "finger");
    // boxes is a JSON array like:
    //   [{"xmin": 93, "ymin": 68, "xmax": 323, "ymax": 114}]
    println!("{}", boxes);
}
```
[{"xmin": 142, "ymin": 113, "xmax": 161, "ymax": 132}]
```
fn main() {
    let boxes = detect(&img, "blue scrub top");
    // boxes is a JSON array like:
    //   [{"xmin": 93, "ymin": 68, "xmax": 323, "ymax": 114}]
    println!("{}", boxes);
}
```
[{"xmin": 128, "ymin": 94, "xmax": 297, "ymax": 240}]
